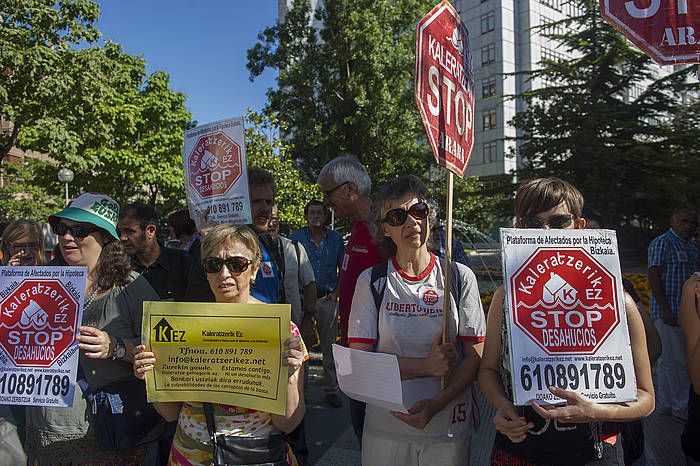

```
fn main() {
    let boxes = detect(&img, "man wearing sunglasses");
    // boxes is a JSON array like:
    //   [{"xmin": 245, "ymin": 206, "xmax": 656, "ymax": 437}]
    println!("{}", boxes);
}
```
[
  {"xmin": 317, "ymin": 156, "xmax": 388, "ymax": 440},
  {"xmin": 117, "ymin": 202, "xmax": 192, "ymax": 302}
]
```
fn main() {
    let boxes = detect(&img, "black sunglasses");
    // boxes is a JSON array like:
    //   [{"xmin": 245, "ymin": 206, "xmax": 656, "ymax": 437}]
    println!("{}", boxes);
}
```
[
  {"xmin": 203, "ymin": 256, "xmax": 254, "ymax": 274},
  {"xmin": 51, "ymin": 223, "xmax": 100, "ymax": 238},
  {"xmin": 522, "ymin": 213, "xmax": 574, "ymax": 229},
  {"xmin": 381, "ymin": 201, "xmax": 430, "ymax": 227},
  {"xmin": 322, "ymin": 181, "xmax": 350, "ymax": 198}
]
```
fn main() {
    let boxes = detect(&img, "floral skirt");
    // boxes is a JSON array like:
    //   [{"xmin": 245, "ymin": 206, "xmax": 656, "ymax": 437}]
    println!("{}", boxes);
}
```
[{"xmin": 25, "ymin": 425, "xmax": 147, "ymax": 465}]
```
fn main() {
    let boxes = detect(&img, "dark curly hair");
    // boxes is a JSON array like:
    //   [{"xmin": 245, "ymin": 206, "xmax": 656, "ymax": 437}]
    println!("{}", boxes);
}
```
[{"xmin": 95, "ymin": 236, "xmax": 132, "ymax": 290}]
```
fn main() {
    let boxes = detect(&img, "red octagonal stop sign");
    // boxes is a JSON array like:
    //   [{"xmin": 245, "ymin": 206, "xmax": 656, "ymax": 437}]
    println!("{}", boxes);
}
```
[
  {"xmin": 510, "ymin": 248, "xmax": 620, "ymax": 355},
  {"xmin": 187, "ymin": 132, "xmax": 242, "ymax": 199},
  {"xmin": 0, "ymin": 280, "xmax": 80, "ymax": 367},
  {"xmin": 600, "ymin": 0, "xmax": 700, "ymax": 65},
  {"xmin": 416, "ymin": 0, "xmax": 475, "ymax": 178}
]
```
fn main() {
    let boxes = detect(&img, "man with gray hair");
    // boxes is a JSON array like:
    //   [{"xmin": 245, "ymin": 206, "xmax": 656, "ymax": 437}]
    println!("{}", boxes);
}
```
[
  {"xmin": 648, "ymin": 204, "xmax": 699, "ymax": 421},
  {"xmin": 317, "ymin": 156, "xmax": 387, "ymax": 440}
]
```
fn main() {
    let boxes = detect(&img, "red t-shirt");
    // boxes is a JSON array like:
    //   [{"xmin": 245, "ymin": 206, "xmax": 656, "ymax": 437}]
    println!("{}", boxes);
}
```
[{"xmin": 338, "ymin": 220, "xmax": 386, "ymax": 344}]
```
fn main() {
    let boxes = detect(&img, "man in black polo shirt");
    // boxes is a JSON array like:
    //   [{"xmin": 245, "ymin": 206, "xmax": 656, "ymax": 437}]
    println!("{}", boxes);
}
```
[{"xmin": 118, "ymin": 202, "xmax": 191, "ymax": 301}]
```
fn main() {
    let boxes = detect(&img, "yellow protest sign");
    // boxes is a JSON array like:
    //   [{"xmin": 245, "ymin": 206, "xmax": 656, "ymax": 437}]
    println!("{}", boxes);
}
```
[{"xmin": 142, "ymin": 301, "xmax": 291, "ymax": 415}]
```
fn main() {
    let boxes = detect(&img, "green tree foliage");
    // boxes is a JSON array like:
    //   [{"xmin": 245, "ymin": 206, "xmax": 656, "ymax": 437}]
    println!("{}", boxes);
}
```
[
  {"xmin": 0, "ymin": 0, "xmax": 101, "ymax": 165},
  {"xmin": 0, "ymin": 158, "xmax": 61, "ymax": 221},
  {"xmin": 245, "ymin": 111, "xmax": 319, "ymax": 231},
  {"xmin": 247, "ymin": 0, "xmax": 435, "ymax": 184},
  {"xmin": 22, "ymin": 43, "xmax": 191, "ymax": 214},
  {"xmin": 512, "ymin": 0, "xmax": 699, "ymax": 228},
  {"xmin": 2, "ymin": 1, "xmax": 191, "ymax": 215}
]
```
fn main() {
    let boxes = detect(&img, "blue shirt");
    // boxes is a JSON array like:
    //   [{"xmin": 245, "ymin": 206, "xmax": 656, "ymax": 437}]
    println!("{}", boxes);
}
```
[
  {"xmin": 290, "ymin": 227, "xmax": 344, "ymax": 295},
  {"xmin": 251, "ymin": 241, "xmax": 280, "ymax": 304},
  {"xmin": 648, "ymin": 228, "xmax": 700, "ymax": 320}
]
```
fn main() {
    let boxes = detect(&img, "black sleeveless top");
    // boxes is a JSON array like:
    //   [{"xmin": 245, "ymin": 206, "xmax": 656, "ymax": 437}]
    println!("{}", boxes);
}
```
[{"xmin": 682, "ymin": 386, "xmax": 700, "ymax": 461}]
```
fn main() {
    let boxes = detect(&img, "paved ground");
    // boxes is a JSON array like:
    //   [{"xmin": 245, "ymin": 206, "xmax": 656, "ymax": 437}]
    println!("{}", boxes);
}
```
[{"xmin": 303, "ymin": 353, "xmax": 688, "ymax": 466}]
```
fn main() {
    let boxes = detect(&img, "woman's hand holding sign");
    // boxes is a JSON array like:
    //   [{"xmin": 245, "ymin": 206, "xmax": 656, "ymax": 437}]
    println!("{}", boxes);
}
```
[
  {"xmin": 283, "ymin": 335, "xmax": 304, "ymax": 376},
  {"xmin": 425, "ymin": 333, "xmax": 458, "ymax": 377},
  {"xmin": 529, "ymin": 386, "xmax": 602, "ymax": 423},
  {"xmin": 133, "ymin": 345, "xmax": 155, "ymax": 379},
  {"xmin": 493, "ymin": 400, "xmax": 534, "ymax": 443}
]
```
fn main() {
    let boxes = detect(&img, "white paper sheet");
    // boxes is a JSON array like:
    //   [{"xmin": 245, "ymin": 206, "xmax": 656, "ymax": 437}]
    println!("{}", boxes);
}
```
[{"xmin": 332, "ymin": 344, "xmax": 440, "ymax": 413}]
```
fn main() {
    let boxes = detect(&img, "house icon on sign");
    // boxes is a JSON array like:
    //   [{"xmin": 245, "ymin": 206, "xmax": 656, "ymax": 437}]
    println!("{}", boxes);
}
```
[
  {"xmin": 153, "ymin": 318, "xmax": 174, "ymax": 342},
  {"xmin": 542, "ymin": 272, "xmax": 577, "ymax": 305}
]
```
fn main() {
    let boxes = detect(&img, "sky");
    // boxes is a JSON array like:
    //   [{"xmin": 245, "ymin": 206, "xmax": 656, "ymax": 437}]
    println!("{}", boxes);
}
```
[{"xmin": 95, "ymin": 1, "xmax": 279, "ymax": 125}]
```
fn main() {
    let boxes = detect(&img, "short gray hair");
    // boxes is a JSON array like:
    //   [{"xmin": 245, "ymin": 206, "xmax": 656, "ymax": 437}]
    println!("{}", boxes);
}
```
[{"xmin": 318, "ymin": 155, "xmax": 372, "ymax": 196}]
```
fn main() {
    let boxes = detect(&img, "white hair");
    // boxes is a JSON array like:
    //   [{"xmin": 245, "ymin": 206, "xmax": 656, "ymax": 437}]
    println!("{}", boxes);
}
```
[{"xmin": 318, "ymin": 155, "xmax": 372, "ymax": 196}]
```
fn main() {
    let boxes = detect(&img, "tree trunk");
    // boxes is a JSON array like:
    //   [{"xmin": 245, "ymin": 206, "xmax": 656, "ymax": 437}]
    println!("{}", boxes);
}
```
[{"xmin": 0, "ymin": 122, "xmax": 21, "ymax": 167}]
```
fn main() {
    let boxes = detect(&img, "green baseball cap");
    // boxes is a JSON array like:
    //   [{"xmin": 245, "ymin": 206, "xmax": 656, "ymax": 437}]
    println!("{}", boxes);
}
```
[{"xmin": 49, "ymin": 193, "xmax": 120, "ymax": 240}]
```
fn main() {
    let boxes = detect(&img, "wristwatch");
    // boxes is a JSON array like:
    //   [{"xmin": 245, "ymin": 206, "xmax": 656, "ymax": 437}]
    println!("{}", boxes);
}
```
[{"xmin": 112, "ymin": 336, "xmax": 126, "ymax": 360}]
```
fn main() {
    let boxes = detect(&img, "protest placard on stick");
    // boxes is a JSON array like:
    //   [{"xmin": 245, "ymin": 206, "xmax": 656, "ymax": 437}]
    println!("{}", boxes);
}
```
[
  {"xmin": 415, "ymin": 1, "xmax": 475, "ymax": 352},
  {"xmin": 182, "ymin": 117, "xmax": 253, "ymax": 229}
]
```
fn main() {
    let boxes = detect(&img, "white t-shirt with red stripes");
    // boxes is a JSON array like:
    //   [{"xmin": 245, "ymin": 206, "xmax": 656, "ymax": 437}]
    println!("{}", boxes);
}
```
[{"xmin": 348, "ymin": 253, "xmax": 486, "ymax": 442}]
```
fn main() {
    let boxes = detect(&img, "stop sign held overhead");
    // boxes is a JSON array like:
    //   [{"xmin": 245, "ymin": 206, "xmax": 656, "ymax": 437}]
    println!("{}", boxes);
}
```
[
  {"xmin": 600, "ymin": 0, "xmax": 700, "ymax": 65},
  {"xmin": 416, "ymin": 0, "xmax": 475, "ymax": 178}
]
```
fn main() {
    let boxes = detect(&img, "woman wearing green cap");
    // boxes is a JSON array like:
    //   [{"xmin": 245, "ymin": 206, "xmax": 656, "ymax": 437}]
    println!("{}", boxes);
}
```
[{"xmin": 23, "ymin": 193, "xmax": 161, "ymax": 465}]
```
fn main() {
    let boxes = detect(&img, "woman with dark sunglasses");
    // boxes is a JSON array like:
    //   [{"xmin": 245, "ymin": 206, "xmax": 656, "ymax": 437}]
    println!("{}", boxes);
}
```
[
  {"xmin": 24, "ymin": 193, "xmax": 161, "ymax": 464},
  {"xmin": 134, "ymin": 224, "xmax": 306, "ymax": 465},
  {"xmin": 478, "ymin": 177, "xmax": 654, "ymax": 466},
  {"xmin": 347, "ymin": 175, "xmax": 486, "ymax": 466}
]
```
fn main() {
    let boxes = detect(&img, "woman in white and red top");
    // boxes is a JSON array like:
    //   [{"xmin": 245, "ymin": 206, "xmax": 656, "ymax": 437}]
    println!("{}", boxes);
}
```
[{"xmin": 348, "ymin": 175, "xmax": 485, "ymax": 466}]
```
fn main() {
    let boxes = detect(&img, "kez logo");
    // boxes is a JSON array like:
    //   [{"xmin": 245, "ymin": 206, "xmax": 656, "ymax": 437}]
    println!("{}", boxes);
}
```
[{"xmin": 153, "ymin": 318, "xmax": 186, "ymax": 343}]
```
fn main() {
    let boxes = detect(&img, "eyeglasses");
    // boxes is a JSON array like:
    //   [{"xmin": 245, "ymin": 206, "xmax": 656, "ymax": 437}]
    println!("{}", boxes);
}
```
[
  {"xmin": 521, "ymin": 213, "xmax": 575, "ymax": 229},
  {"xmin": 51, "ymin": 223, "xmax": 100, "ymax": 238},
  {"xmin": 9, "ymin": 241, "xmax": 40, "ymax": 251},
  {"xmin": 322, "ymin": 181, "xmax": 350, "ymax": 198},
  {"xmin": 381, "ymin": 201, "xmax": 430, "ymax": 227},
  {"xmin": 203, "ymin": 256, "xmax": 254, "ymax": 274}
]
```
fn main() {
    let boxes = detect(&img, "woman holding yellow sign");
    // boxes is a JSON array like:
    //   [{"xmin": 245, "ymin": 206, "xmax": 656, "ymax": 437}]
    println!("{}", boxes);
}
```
[{"xmin": 134, "ymin": 224, "xmax": 306, "ymax": 466}]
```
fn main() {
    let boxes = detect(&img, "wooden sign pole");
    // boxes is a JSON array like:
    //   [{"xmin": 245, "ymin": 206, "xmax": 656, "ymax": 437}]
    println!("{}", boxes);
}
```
[{"xmin": 441, "ymin": 171, "xmax": 454, "ymax": 388}]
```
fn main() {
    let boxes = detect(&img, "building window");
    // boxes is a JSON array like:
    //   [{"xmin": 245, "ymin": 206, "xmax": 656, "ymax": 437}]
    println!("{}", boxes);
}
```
[
  {"xmin": 481, "ymin": 12, "xmax": 495, "ymax": 34},
  {"xmin": 483, "ymin": 141, "xmax": 498, "ymax": 163},
  {"xmin": 481, "ymin": 44, "xmax": 496, "ymax": 65},
  {"xmin": 541, "ymin": 46, "xmax": 567, "ymax": 63},
  {"xmin": 564, "ymin": 1, "xmax": 585, "ymax": 16},
  {"xmin": 540, "ymin": 15, "xmax": 564, "ymax": 37},
  {"xmin": 482, "ymin": 109, "xmax": 497, "ymax": 131},
  {"xmin": 482, "ymin": 76, "xmax": 497, "ymax": 98},
  {"xmin": 539, "ymin": 0, "xmax": 562, "ymax": 12}
]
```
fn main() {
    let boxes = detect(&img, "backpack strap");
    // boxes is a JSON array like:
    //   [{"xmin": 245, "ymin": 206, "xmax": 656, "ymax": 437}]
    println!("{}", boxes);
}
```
[
  {"xmin": 292, "ymin": 240, "xmax": 301, "ymax": 282},
  {"xmin": 370, "ymin": 261, "xmax": 389, "ymax": 312},
  {"xmin": 449, "ymin": 260, "xmax": 462, "ymax": 310}
]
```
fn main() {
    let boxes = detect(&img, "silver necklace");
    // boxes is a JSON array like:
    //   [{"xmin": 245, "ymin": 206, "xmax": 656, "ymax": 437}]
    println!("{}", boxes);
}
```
[{"xmin": 83, "ymin": 286, "xmax": 101, "ymax": 310}]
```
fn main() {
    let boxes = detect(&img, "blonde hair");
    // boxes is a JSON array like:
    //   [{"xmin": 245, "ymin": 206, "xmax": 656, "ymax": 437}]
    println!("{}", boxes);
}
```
[
  {"xmin": 1, "ymin": 219, "xmax": 45, "ymax": 265},
  {"xmin": 201, "ymin": 224, "xmax": 261, "ymax": 268}
]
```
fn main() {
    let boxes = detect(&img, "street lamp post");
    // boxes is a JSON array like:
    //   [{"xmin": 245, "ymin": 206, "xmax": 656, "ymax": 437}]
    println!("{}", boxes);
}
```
[{"xmin": 57, "ymin": 168, "xmax": 74, "ymax": 206}]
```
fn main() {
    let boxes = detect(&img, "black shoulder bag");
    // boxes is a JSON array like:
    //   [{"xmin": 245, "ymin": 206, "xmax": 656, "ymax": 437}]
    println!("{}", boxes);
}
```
[{"xmin": 203, "ymin": 402, "xmax": 289, "ymax": 466}]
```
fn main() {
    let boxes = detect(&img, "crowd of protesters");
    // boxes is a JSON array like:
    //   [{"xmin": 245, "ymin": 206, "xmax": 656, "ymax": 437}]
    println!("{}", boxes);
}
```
[{"xmin": 0, "ymin": 156, "xmax": 698, "ymax": 466}]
